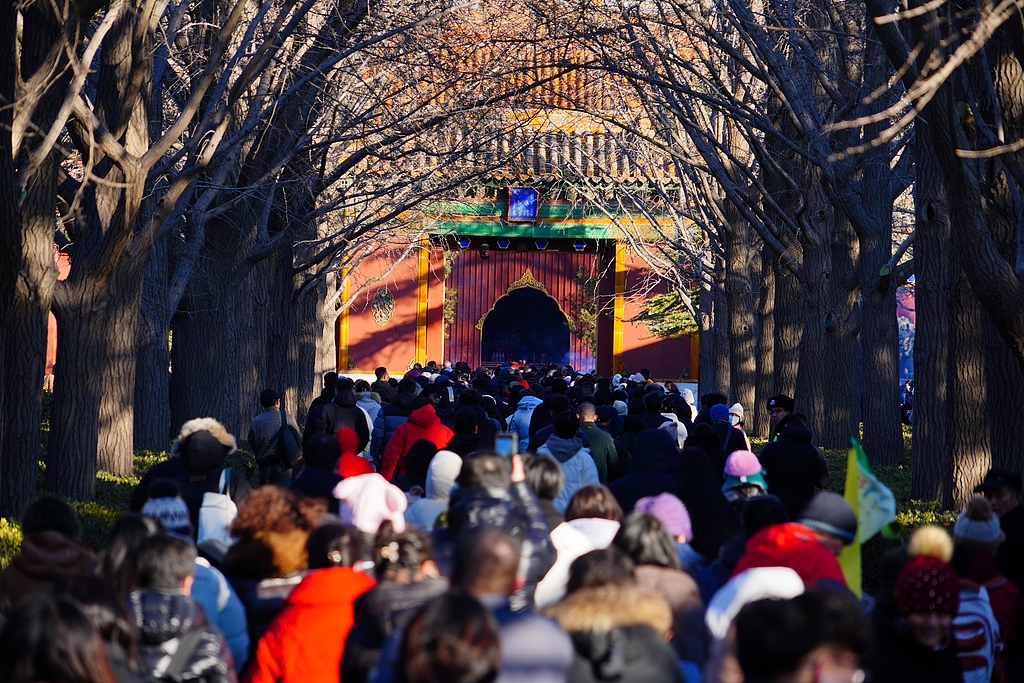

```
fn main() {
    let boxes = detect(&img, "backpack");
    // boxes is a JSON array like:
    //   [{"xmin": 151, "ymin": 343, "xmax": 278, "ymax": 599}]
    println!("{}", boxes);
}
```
[
  {"xmin": 954, "ymin": 582, "xmax": 1001, "ymax": 683},
  {"xmin": 149, "ymin": 624, "xmax": 208, "ymax": 683},
  {"xmin": 258, "ymin": 408, "xmax": 303, "ymax": 470},
  {"xmin": 196, "ymin": 469, "xmax": 237, "ymax": 548}
]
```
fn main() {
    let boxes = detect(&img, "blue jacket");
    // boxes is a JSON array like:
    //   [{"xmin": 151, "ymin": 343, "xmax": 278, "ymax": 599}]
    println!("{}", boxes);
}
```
[
  {"xmin": 507, "ymin": 396, "xmax": 544, "ymax": 447},
  {"xmin": 538, "ymin": 436, "xmax": 599, "ymax": 513},
  {"xmin": 193, "ymin": 559, "xmax": 250, "ymax": 670}
]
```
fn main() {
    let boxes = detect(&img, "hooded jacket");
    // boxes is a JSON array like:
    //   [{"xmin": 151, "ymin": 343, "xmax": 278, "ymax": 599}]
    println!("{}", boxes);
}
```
[
  {"xmin": 127, "ymin": 589, "xmax": 237, "ymax": 683},
  {"xmin": 0, "ymin": 531, "xmax": 95, "ymax": 613},
  {"xmin": 538, "ymin": 435, "xmax": 600, "ymax": 513},
  {"xmin": 609, "ymin": 429, "xmax": 679, "ymax": 514},
  {"xmin": 380, "ymin": 405, "xmax": 454, "ymax": 481},
  {"xmin": 304, "ymin": 394, "xmax": 373, "ymax": 455},
  {"xmin": 130, "ymin": 418, "xmax": 253, "ymax": 531},
  {"xmin": 372, "ymin": 391, "xmax": 416, "ymax": 459},
  {"xmin": 546, "ymin": 585, "xmax": 686, "ymax": 683},
  {"xmin": 507, "ymin": 395, "xmax": 544, "ymax": 445},
  {"xmin": 244, "ymin": 567, "xmax": 375, "ymax": 683},
  {"xmin": 757, "ymin": 421, "xmax": 830, "ymax": 520},
  {"xmin": 404, "ymin": 450, "xmax": 463, "ymax": 530},
  {"xmin": 731, "ymin": 522, "xmax": 847, "ymax": 587},
  {"xmin": 578, "ymin": 422, "xmax": 619, "ymax": 484}
]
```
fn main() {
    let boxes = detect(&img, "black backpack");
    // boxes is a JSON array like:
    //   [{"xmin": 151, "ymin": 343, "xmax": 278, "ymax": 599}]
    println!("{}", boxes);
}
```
[{"xmin": 258, "ymin": 407, "xmax": 303, "ymax": 470}]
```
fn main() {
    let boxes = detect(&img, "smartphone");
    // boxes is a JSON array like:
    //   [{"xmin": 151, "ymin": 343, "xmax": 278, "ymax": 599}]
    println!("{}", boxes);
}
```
[{"xmin": 494, "ymin": 432, "xmax": 518, "ymax": 458}]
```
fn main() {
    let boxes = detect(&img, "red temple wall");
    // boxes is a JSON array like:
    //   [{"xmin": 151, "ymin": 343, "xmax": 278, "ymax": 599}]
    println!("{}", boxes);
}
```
[{"xmin": 620, "ymin": 252, "xmax": 694, "ymax": 381}]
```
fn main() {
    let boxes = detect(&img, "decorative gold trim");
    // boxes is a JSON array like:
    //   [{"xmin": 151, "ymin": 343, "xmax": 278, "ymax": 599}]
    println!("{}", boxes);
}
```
[
  {"xmin": 507, "ymin": 268, "xmax": 547, "ymax": 294},
  {"xmin": 371, "ymin": 286, "xmax": 396, "ymax": 326},
  {"xmin": 415, "ymin": 243, "xmax": 429, "ymax": 364}
]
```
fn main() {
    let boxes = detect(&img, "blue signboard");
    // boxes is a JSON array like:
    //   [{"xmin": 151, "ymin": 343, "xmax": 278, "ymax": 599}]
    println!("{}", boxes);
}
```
[{"xmin": 508, "ymin": 187, "xmax": 538, "ymax": 222}]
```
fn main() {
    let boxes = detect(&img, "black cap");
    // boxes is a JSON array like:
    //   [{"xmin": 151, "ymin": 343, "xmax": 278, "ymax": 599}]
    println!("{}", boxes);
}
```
[
  {"xmin": 975, "ymin": 468, "xmax": 1023, "ymax": 493},
  {"xmin": 766, "ymin": 394, "xmax": 795, "ymax": 413}
]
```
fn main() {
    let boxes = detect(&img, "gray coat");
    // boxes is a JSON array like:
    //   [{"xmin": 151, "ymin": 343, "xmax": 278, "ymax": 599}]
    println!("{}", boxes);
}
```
[{"xmin": 247, "ymin": 407, "xmax": 300, "ymax": 463}]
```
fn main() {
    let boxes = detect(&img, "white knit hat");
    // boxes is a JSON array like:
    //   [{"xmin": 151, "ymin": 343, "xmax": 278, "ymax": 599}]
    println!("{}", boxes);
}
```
[
  {"xmin": 953, "ymin": 496, "xmax": 1005, "ymax": 551},
  {"xmin": 729, "ymin": 403, "xmax": 744, "ymax": 421}
]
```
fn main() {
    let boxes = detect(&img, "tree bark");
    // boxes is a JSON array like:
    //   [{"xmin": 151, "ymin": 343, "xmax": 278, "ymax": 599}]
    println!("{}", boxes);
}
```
[
  {"xmin": 950, "ymin": 268, "xmax": 989, "ymax": 508},
  {"xmin": 724, "ymin": 213, "xmax": 756, "ymax": 413},
  {"xmin": 773, "ymin": 265, "xmax": 802, "ymax": 400},
  {"xmin": 821, "ymin": 212, "xmax": 861, "ymax": 449},
  {"xmin": 753, "ymin": 249, "xmax": 776, "ymax": 437},
  {"xmin": 134, "ymin": 238, "xmax": 172, "ymax": 452},
  {"xmin": 97, "ymin": 268, "xmax": 142, "ymax": 475}
]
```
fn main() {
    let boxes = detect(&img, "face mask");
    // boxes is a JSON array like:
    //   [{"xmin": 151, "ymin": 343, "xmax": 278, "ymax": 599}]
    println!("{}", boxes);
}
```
[{"xmin": 729, "ymin": 415, "xmax": 740, "ymax": 426}]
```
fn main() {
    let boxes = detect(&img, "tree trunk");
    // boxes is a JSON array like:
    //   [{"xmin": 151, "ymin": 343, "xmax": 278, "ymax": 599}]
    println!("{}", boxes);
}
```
[
  {"xmin": 699, "ymin": 257, "xmax": 731, "ymax": 397},
  {"xmin": 821, "ymin": 213, "xmax": 860, "ymax": 449},
  {"xmin": 774, "ymin": 265, "xmax": 802, "ymax": 400},
  {"xmin": 724, "ymin": 215, "xmax": 756, "ymax": 413},
  {"xmin": 134, "ymin": 238, "xmax": 172, "ymax": 452},
  {"xmin": 97, "ymin": 268, "xmax": 142, "ymax": 475},
  {"xmin": 753, "ymin": 249, "xmax": 776, "ymax": 437},
  {"xmin": 950, "ymin": 268, "xmax": 989, "ymax": 508}
]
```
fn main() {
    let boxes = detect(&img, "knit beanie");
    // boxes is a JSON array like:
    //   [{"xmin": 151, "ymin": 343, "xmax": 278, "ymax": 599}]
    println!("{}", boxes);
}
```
[
  {"xmin": 613, "ymin": 400, "xmax": 628, "ymax": 416},
  {"xmin": 141, "ymin": 481, "xmax": 193, "ymax": 540},
  {"xmin": 895, "ymin": 525, "xmax": 960, "ymax": 616},
  {"xmin": 798, "ymin": 491, "xmax": 857, "ymax": 544},
  {"xmin": 705, "ymin": 567, "xmax": 805, "ymax": 641},
  {"xmin": 724, "ymin": 450, "xmax": 762, "ymax": 478},
  {"xmin": 953, "ymin": 496, "xmax": 1006, "ymax": 552},
  {"xmin": 729, "ymin": 403, "xmax": 744, "ymax": 421},
  {"xmin": 636, "ymin": 493, "xmax": 692, "ymax": 541},
  {"xmin": 334, "ymin": 473, "xmax": 408, "ymax": 535},
  {"xmin": 710, "ymin": 404, "xmax": 730, "ymax": 422}
]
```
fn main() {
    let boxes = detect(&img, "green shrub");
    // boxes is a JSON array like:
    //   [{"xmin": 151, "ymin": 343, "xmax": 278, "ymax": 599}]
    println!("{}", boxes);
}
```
[{"xmin": 0, "ymin": 518, "xmax": 23, "ymax": 570}]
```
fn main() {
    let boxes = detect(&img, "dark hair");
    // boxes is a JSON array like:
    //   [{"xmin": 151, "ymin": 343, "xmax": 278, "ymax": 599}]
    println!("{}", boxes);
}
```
[
  {"xmin": 452, "ymin": 527, "xmax": 521, "ymax": 596},
  {"xmin": 700, "ymin": 392, "xmax": 728, "ymax": 408},
  {"xmin": 547, "ymin": 394, "xmax": 571, "ymax": 416},
  {"xmin": 551, "ymin": 378, "xmax": 568, "ymax": 394},
  {"xmin": 373, "ymin": 521, "xmax": 434, "ymax": 580},
  {"xmin": 741, "ymin": 495, "xmax": 789, "ymax": 536},
  {"xmin": 566, "ymin": 547, "xmax": 636, "ymax": 595},
  {"xmin": 57, "ymin": 575, "xmax": 138, "ymax": 666},
  {"xmin": 400, "ymin": 592, "xmax": 501, "ymax": 683},
  {"xmin": 335, "ymin": 377, "xmax": 355, "ymax": 392},
  {"xmin": 523, "ymin": 454, "xmax": 564, "ymax": 501},
  {"xmin": 323, "ymin": 372, "xmax": 339, "ymax": 389},
  {"xmin": 565, "ymin": 485, "xmax": 623, "ymax": 522},
  {"xmin": 454, "ymin": 408, "xmax": 480, "ymax": 435},
  {"xmin": 643, "ymin": 392, "xmax": 664, "ymax": 415},
  {"xmin": 96, "ymin": 514, "xmax": 163, "ymax": 594},
  {"xmin": 0, "ymin": 597, "xmax": 118, "ymax": 683},
  {"xmin": 457, "ymin": 454, "xmax": 511, "ymax": 492},
  {"xmin": 135, "ymin": 534, "xmax": 197, "ymax": 591},
  {"xmin": 306, "ymin": 524, "xmax": 363, "ymax": 569},
  {"xmin": 398, "ymin": 377, "xmax": 419, "ymax": 394},
  {"xmin": 552, "ymin": 410, "xmax": 580, "ymax": 439},
  {"xmin": 304, "ymin": 433, "xmax": 342, "ymax": 470},
  {"xmin": 260, "ymin": 389, "xmax": 280, "ymax": 408},
  {"xmin": 354, "ymin": 379, "xmax": 371, "ymax": 393},
  {"xmin": 375, "ymin": 366, "xmax": 388, "ymax": 379},
  {"xmin": 613, "ymin": 511, "xmax": 682, "ymax": 570},
  {"xmin": 21, "ymin": 496, "xmax": 80, "ymax": 540}
]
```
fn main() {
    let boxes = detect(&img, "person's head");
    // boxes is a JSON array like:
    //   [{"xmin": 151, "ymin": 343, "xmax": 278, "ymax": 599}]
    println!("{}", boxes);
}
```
[
  {"xmin": 523, "ymin": 453, "xmax": 564, "ymax": 503},
  {"xmin": 643, "ymin": 392, "xmax": 664, "ymax": 415},
  {"xmin": 0, "ymin": 597, "xmax": 118, "ymax": 683},
  {"xmin": 140, "ymin": 480, "xmax": 193, "ymax": 539},
  {"xmin": 729, "ymin": 403, "xmax": 745, "ymax": 427},
  {"xmin": 700, "ymin": 392, "xmax": 728, "ymax": 408},
  {"xmin": 372, "ymin": 521, "xmax": 437, "ymax": 581},
  {"xmin": 57, "ymin": 574, "xmax": 138, "ymax": 660},
  {"xmin": 97, "ymin": 514, "xmax": 163, "ymax": 594},
  {"xmin": 895, "ymin": 525, "xmax": 959, "ymax": 649},
  {"xmin": 952, "ymin": 495, "xmax": 1005, "ymax": 556},
  {"xmin": 231, "ymin": 486, "xmax": 322, "ymax": 539},
  {"xmin": 135, "ymin": 533, "xmax": 197, "ymax": 593},
  {"xmin": 578, "ymin": 402, "xmax": 597, "ymax": 423},
  {"xmin": 613, "ymin": 511, "xmax": 682, "ymax": 570},
  {"xmin": 260, "ymin": 388, "xmax": 280, "ymax": 408},
  {"xmin": 710, "ymin": 404, "xmax": 731, "ymax": 423},
  {"xmin": 21, "ymin": 496, "xmax": 80, "ymax": 541},
  {"xmin": 323, "ymin": 372, "xmax": 338, "ymax": 389},
  {"xmin": 766, "ymin": 394, "xmax": 795, "ymax": 427},
  {"xmin": 354, "ymin": 379, "xmax": 371, "ymax": 393},
  {"xmin": 566, "ymin": 547, "xmax": 636, "ymax": 594},
  {"xmin": 304, "ymin": 433, "xmax": 341, "ymax": 470},
  {"xmin": 547, "ymin": 393, "xmax": 571, "ymax": 417},
  {"xmin": 735, "ymin": 588, "xmax": 869, "ymax": 683},
  {"xmin": 975, "ymin": 468, "xmax": 1022, "ymax": 518},
  {"xmin": 453, "ymin": 407, "xmax": 480, "ymax": 436},
  {"xmin": 398, "ymin": 377, "xmax": 419, "ymax": 395},
  {"xmin": 375, "ymin": 366, "xmax": 389, "ymax": 381},
  {"xmin": 565, "ymin": 485, "xmax": 623, "ymax": 522},
  {"xmin": 400, "ymin": 592, "xmax": 501, "ymax": 683},
  {"xmin": 552, "ymin": 410, "xmax": 580, "ymax": 439},
  {"xmin": 457, "ymin": 453, "xmax": 512, "ymax": 495},
  {"xmin": 797, "ymin": 492, "xmax": 857, "ymax": 556},
  {"xmin": 741, "ymin": 495, "xmax": 789, "ymax": 536},
  {"xmin": 635, "ymin": 493, "xmax": 692, "ymax": 542},
  {"xmin": 452, "ymin": 527, "xmax": 522, "ymax": 597},
  {"xmin": 306, "ymin": 524, "xmax": 364, "ymax": 570},
  {"xmin": 551, "ymin": 377, "xmax": 568, "ymax": 395},
  {"xmin": 457, "ymin": 389, "xmax": 481, "ymax": 407}
]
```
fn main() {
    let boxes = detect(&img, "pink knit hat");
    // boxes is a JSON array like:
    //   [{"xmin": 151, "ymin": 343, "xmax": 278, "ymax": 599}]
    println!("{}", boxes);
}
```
[
  {"xmin": 636, "ymin": 493, "xmax": 692, "ymax": 541},
  {"xmin": 333, "ymin": 473, "xmax": 408, "ymax": 535},
  {"xmin": 724, "ymin": 450, "xmax": 763, "ymax": 477}
]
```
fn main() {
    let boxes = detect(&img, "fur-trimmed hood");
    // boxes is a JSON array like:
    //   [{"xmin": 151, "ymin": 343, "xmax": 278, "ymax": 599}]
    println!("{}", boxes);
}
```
[
  {"xmin": 545, "ymin": 584, "xmax": 673, "ymax": 636},
  {"xmin": 171, "ymin": 417, "xmax": 237, "ymax": 470}
]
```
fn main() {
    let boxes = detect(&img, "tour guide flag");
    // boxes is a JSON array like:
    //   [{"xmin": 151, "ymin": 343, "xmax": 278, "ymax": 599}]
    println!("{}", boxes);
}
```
[{"xmin": 838, "ymin": 438, "xmax": 897, "ymax": 597}]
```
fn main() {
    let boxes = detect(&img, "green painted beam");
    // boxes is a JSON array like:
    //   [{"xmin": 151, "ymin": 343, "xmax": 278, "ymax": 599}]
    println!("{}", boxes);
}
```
[{"xmin": 430, "ymin": 219, "xmax": 622, "ymax": 239}]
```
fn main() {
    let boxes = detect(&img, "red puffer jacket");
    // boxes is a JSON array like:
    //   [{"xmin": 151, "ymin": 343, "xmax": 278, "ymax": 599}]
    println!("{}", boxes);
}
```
[
  {"xmin": 243, "ymin": 567, "xmax": 375, "ymax": 683},
  {"xmin": 731, "ymin": 522, "xmax": 847, "ymax": 587},
  {"xmin": 379, "ymin": 404, "xmax": 454, "ymax": 481}
]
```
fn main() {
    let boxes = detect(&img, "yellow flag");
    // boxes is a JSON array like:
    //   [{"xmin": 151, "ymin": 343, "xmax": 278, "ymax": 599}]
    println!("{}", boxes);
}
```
[{"xmin": 838, "ymin": 444, "xmax": 862, "ymax": 596}]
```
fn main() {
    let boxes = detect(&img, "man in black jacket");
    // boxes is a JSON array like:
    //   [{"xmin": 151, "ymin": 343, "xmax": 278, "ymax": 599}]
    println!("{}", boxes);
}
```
[
  {"xmin": 303, "ymin": 377, "xmax": 371, "ymax": 455},
  {"xmin": 758, "ymin": 413, "xmax": 829, "ymax": 520}
]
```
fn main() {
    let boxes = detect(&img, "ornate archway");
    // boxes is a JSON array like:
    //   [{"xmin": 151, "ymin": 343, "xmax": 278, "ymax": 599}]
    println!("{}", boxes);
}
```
[{"xmin": 480, "ymin": 286, "xmax": 570, "ymax": 364}]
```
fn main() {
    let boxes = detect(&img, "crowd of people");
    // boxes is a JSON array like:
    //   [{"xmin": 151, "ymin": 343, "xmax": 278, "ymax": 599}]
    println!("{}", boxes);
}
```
[{"xmin": 1, "ymin": 361, "xmax": 1022, "ymax": 683}]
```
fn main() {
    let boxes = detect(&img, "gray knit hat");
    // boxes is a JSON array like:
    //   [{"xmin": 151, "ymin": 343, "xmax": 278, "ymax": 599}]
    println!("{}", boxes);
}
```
[
  {"xmin": 953, "ymin": 496, "xmax": 1005, "ymax": 552},
  {"xmin": 798, "ymin": 491, "xmax": 857, "ymax": 545}
]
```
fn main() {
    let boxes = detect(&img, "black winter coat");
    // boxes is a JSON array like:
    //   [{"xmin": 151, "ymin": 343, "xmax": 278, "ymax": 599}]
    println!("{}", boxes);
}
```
[
  {"xmin": 287, "ymin": 465, "xmax": 342, "ymax": 514},
  {"xmin": 126, "ymin": 589, "xmax": 238, "ymax": 683},
  {"xmin": 757, "ymin": 422, "xmax": 830, "ymax": 520},
  {"xmin": 303, "ymin": 393, "xmax": 370, "ymax": 452},
  {"xmin": 341, "ymin": 577, "xmax": 449, "ymax": 683},
  {"xmin": 609, "ymin": 429, "xmax": 679, "ymax": 514},
  {"xmin": 866, "ymin": 611, "xmax": 964, "ymax": 683},
  {"xmin": 568, "ymin": 626, "xmax": 686, "ymax": 683}
]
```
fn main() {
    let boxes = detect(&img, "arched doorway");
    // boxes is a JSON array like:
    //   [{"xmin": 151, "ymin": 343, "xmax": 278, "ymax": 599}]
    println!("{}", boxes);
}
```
[{"xmin": 481, "ymin": 287, "xmax": 570, "ymax": 364}]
